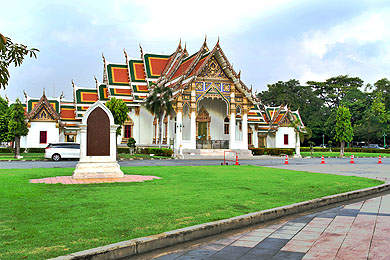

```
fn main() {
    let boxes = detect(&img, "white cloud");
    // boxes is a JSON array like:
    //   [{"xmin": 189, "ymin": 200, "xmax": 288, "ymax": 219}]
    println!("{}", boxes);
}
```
[
  {"xmin": 302, "ymin": 10, "xmax": 390, "ymax": 59},
  {"xmin": 131, "ymin": 0, "xmax": 293, "ymax": 40}
]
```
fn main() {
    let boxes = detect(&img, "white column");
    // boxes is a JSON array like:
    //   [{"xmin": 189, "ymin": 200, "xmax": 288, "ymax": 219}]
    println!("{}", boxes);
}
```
[
  {"xmin": 190, "ymin": 111, "xmax": 196, "ymax": 149},
  {"xmin": 166, "ymin": 118, "xmax": 170, "ymax": 147},
  {"xmin": 242, "ymin": 113, "xmax": 248, "ymax": 149},
  {"xmin": 253, "ymin": 126, "xmax": 258, "ymax": 148},
  {"xmin": 175, "ymin": 111, "xmax": 183, "ymax": 154},
  {"xmin": 79, "ymin": 124, "xmax": 87, "ymax": 161},
  {"xmin": 229, "ymin": 112, "xmax": 236, "ymax": 149},
  {"xmin": 295, "ymin": 132, "xmax": 301, "ymax": 157}
]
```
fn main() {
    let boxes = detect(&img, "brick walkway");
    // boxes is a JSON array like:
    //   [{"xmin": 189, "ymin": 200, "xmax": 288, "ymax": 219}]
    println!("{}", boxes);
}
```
[
  {"xmin": 29, "ymin": 175, "xmax": 160, "ymax": 184},
  {"xmin": 154, "ymin": 194, "xmax": 390, "ymax": 260}
]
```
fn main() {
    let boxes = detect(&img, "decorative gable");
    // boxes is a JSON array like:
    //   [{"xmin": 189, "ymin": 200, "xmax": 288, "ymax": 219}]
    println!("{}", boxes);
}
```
[
  {"xmin": 27, "ymin": 94, "xmax": 60, "ymax": 122},
  {"xmin": 199, "ymin": 56, "xmax": 227, "ymax": 79},
  {"xmin": 32, "ymin": 106, "xmax": 56, "ymax": 121}
]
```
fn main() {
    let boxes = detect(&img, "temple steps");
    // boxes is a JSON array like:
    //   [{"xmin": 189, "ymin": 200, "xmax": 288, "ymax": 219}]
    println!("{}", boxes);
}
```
[{"xmin": 181, "ymin": 149, "xmax": 253, "ymax": 160}]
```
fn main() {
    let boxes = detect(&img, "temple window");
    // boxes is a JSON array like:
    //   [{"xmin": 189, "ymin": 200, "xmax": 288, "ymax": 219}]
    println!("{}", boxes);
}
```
[
  {"xmin": 284, "ymin": 134, "xmax": 289, "ymax": 145},
  {"xmin": 65, "ymin": 134, "xmax": 76, "ymax": 142},
  {"xmin": 124, "ymin": 125, "xmax": 132, "ymax": 138},
  {"xmin": 40, "ymin": 131, "xmax": 47, "ymax": 144},
  {"xmin": 224, "ymin": 117, "xmax": 229, "ymax": 134}
]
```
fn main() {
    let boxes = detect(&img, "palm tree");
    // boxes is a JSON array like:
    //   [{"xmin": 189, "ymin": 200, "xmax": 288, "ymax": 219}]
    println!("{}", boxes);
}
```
[{"xmin": 145, "ymin": 83, "xmax": 173, "ymax": 148}]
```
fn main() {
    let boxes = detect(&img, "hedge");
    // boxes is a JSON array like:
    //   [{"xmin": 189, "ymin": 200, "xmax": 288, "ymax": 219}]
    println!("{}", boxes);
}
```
[
  {"xmin": 250, "ymin": 148, "xmax": 294, "ymax": 156},
  {"xmin": 118, "ymin": 147, "xmax": 174, "ymax": 157},
  {"xmin": 301, "ymin": 147, "xmax": 390, "ymax": 153},
  {"xmin": 138, "ymin": 147, "xmax": 174, "ymax": 157},
  {"xmin": 0, "ymin": 147, "xmax": 46, "ymax": 153}
]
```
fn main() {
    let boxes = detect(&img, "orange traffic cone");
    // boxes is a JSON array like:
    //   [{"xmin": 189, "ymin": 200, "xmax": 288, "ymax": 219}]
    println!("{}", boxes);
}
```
[
  {"xmin": 378, "ymin": 155, "xmax": 382, "ymax": 164},
  {"xmin": 321, "ymin": 155, "xmax": 325, "ymax": 164},
  {"xmin": 284, "ymin": 155, "xmax": 289, "ymax": 165},
  {"xmin": 235, "ymin": 154, "xmax": 240, "ymax": 165},
  {"xmin": 350, "ymin": 155, "xmax": 355, "ymax": 164}
]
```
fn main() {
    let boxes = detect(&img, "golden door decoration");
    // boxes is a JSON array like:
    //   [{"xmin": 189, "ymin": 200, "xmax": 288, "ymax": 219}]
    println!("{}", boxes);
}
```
[{"xmin": 196, "ymin": 106, "xmax": 211, "ymax": 141}]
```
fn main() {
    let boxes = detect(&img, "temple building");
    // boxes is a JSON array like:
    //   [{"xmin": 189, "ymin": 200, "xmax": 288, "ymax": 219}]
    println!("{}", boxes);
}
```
[{"xmin": 19, "ymin": 39, "xmax": 304, "ymax": 156}]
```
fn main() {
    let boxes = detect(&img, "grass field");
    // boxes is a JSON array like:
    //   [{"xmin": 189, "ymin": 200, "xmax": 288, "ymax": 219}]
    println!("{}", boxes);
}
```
[
  {"xmin": 0, "ymin": 165, "xmax": 382, "ymax": 259},
  {"xmin": 301, "ymin": 151, "xmax": 389, "ymax": 158}
]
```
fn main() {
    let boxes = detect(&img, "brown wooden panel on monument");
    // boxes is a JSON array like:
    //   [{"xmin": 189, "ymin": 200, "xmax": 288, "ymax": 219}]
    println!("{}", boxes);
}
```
[{"xmin": 87, "ymin": 107, "xmax": 110, "ymax": 156}]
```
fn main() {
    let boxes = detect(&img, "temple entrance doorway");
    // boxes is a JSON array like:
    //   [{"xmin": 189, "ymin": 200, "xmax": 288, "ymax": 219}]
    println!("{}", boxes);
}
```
[
  {"xmin": 196, "ymin": 97, "xmax": 229, "ymax": 149},
  {"xmin": 198, "ymin": 122, "xmax": 208, "ymax": 141}
]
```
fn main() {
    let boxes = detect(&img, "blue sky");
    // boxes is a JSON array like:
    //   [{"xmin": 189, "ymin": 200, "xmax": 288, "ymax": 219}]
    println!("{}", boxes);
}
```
[{"xmin": 1, "ymin": 0, "xmax": 390, "ymax": 101}]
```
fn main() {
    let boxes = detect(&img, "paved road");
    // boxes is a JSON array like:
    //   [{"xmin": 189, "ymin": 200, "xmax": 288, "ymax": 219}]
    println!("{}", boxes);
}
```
[{"xmin": 1, "ymin": 157, "xmax": 390, "ymax": 181}]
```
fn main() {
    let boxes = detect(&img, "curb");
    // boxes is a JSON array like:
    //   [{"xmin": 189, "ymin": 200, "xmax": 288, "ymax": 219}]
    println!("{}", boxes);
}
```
[{"xmin": 49, "ymin": 183, "xmax": 390, "ymax": 260}]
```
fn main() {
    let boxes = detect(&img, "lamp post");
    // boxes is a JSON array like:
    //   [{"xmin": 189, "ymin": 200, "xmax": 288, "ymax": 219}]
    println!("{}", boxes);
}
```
[
  {"xmin": 383, "ymin": 133, "xmax": 387, "ymax": 148},
  {"xmin": 322, "ymin": 134, "xmax": 325, "ymax": 148}
]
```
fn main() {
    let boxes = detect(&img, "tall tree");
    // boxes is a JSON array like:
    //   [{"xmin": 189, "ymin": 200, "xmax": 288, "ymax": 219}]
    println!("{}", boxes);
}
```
[
  {"xmin": 372, "ymin": 78, "xmax": 390, "ymax": 111},
  {"xmin": 0, "ymin": 96, "xmax": 11, "ymax": 143},
  {"xmin": 335, "ymin": 105, "xmax": 353, "ymax": 156},
  {"xmin": 259, "ymin": 79, "xmax": 324, "ymax": 144},
  {"xmin": 307, "ymin": 75, "xmax": 364, "ymax": 109},
  {"xmin": 0, "ymin": 33, "xmax": 39, "ymax": 89},
  {"xmin": 8, "ymin": 98, "xmax": 28, "ymax": 158},
  {"xmin": 105, "ymin": 97, "xmax": 129, "ymax": 156},
  {"xmin": 145, "ymin": 83, "xmax": 173, "ymax": 148}
]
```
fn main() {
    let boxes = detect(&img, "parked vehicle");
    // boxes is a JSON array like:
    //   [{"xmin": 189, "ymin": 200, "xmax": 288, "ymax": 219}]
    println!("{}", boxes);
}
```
[
  {"xmin": 367, "ymin": 144, "xmax": 384, "ymax": 149},
  {"xmin": 45, "ymin": 143, "xmax": 80, "ymax": 161}
]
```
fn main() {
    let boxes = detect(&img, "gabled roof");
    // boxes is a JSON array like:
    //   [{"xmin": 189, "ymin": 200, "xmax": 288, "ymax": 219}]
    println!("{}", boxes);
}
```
[{"xmin": 27, "ymin": 94, "xmax": 60, "ymax": 122}]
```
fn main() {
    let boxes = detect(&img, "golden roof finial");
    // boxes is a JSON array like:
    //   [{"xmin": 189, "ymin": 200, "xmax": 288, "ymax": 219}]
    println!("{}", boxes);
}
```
[{"xmin": 123, "ymin": 48, "xmax": 128, "ymax": 61}]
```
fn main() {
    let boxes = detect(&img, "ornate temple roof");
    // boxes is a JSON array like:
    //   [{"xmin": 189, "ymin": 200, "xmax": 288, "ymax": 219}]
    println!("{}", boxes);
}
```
[{"xmin": 62, "ymin": 39, "xmax": 304, "ymax": 132}]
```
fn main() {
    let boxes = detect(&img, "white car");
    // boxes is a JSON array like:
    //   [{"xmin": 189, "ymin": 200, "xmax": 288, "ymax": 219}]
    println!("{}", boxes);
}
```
[{"xmin": 45, "ymin": 143, "xmax": 80, "ymax": 161}]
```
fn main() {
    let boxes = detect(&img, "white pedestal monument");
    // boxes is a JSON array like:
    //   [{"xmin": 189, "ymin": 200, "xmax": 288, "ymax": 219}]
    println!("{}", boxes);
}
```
[{"xmin": 72, "ymin": 101, "xmax": 124, "ymax": 179}]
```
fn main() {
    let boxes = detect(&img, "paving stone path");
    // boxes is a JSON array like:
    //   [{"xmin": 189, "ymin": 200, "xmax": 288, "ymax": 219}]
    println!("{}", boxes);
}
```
[{"xmin": 154, "ymin": 194, "xmax": 390, "ymax": 260}]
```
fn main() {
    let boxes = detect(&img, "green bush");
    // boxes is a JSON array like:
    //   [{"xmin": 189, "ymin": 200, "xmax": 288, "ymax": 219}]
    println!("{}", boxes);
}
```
[
  {"xmin": 300, "ymin": 147, "xmax": 390, "ymax": 153},
  {"xmin": 25, "ymin": 148, "xmax": 45, "ymax": 153},
  {"xmin": 0, "ymin": 147, "xmax": 13, "ymax": 153},
  {"xmin": 118, "ymin": 147, "xmax": 130, "ymax": 154},
  {"xmin": 0, "ymin": 147, "xmax": 46, "ymax": 153},
  {"xmin": 137, "ymin": 147, "xmax": 174, "ymax": 157},
  {"xmin": 250, "ymin": 148, "xmax": 294, "ymax": 156}
]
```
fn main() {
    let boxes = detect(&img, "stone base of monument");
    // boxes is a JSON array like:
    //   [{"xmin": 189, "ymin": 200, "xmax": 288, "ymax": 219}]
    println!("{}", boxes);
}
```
[{"xmin": 72, "ymin": 161, "xmax": 124, "ymax": 179}]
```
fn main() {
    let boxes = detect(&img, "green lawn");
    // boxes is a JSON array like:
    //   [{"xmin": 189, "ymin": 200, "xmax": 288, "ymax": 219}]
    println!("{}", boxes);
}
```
[
  {"xmin": 301, "ymin": 151, "xmax": 389, "ymax": 157},
  {"xmin": 0, "ymin": 165, "xmax": 382, "ymax": 259}
]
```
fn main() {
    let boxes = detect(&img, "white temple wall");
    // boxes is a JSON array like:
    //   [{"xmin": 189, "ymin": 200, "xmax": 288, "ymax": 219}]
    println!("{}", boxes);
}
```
[
  {"xmin": 59, "ymin": 131, "xmax": 65, "ymax": 142},
  {"xmin": 266, "ymin": 134, "xmax": 276, "ymax": 148},
  {"xmin": 275, "ymin": 127, "xmax": 296, "ymax": 148},
  {"xmin": 138, "ymin": 106, "xmax": 154, "ymax": 145},
  {"xmin": 21, "ymin": 122, "xmax": 59, "ymax": 148}
]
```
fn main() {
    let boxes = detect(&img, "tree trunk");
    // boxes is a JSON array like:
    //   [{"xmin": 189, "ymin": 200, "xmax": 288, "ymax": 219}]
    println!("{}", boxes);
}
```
[
  {"xmin": 14, "ymin": 135, "xmax": 20, "ymax": 159},
  {"xmin": 340, "ymin": 140, "xmax": 345, "ymax": 156},
  {"xmin": 158, "ymin": 114, "xmax": 163, "ymax": 149}
]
